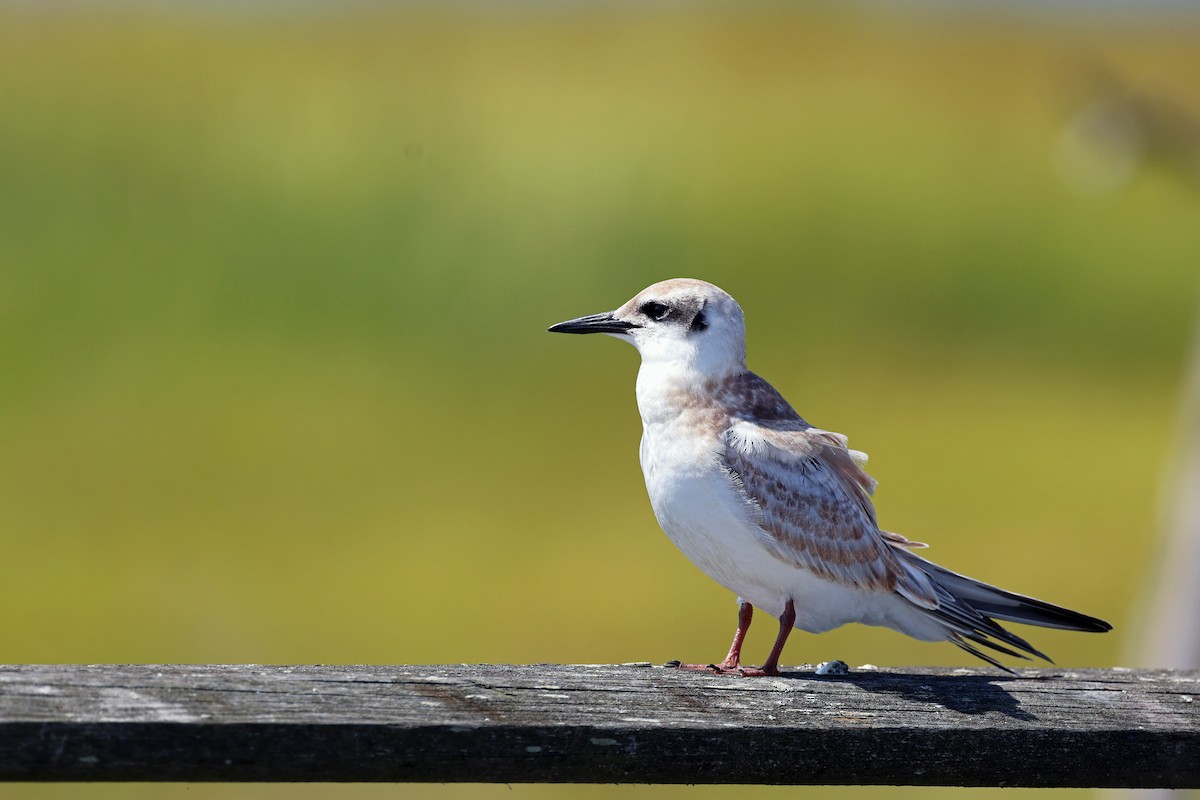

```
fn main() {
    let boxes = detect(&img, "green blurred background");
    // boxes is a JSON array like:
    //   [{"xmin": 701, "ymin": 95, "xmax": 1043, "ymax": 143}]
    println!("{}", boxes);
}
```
[{"xmin": 2, "ymin": 2, "xmax": 1198, "ymax": 799}]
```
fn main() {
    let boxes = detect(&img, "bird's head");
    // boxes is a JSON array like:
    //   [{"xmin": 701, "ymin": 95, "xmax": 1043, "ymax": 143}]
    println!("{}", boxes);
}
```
[{"xmin": 548, "ymin": 278, "xmax": 747, "ymax": 379}]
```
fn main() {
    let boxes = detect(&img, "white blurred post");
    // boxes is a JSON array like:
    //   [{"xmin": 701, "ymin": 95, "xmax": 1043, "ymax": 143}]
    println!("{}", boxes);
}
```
[
  {"xmin": 1136, "ymin": 311, "xmax": 1200, "ymax": 669},
  {"xmin": 1113, "ymin": 308, "xmax": 1200, "ymax": 800}
]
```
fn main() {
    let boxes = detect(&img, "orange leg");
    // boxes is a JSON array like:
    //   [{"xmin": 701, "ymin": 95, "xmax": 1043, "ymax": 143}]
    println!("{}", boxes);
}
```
[
  {"xmin": 719, "ymin": 601, "xmax": 754, "ymax": 669},
  {"xmin": 667, "ymin": 601, "xmax": 754, "ymax": 674},
  {"xmin": 669, "ymin": 599, "xmax": 797, "ymax": 677},
  {"xmin": 734, "ymin": 598, "xmax": 795, "ymax": 677}
]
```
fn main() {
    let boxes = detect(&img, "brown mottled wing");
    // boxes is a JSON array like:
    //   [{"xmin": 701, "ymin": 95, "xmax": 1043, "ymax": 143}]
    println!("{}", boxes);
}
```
[{"xmin": 721, "ymin": 419, "xmax": 938, "ymax": 606}]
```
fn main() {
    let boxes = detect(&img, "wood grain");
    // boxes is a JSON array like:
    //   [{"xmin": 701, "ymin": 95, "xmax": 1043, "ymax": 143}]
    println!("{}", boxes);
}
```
[{"xmin": 0, "ymin": 663, "xmax": 1196, "ymax": 786}]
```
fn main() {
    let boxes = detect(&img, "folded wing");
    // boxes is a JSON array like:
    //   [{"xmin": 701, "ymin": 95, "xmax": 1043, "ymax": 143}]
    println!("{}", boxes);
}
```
[
  {"xmin": 719, "ymin": 418, "xmax": 1110, "ymax": 670},
  {"xmin": 721, "ymin": 419, "xmax": 939, "ymax": 608}
]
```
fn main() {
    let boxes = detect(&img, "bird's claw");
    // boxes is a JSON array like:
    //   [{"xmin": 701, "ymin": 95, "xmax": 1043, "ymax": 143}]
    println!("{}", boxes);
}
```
[
  {"xmin": 665, "ymin": 660, "xmax": 739, "ymax": 674},
  {"xmin": 666, "ymin": 660, "xmax": 772, "ymax": 676},
  {"xmin": 728, "ymin": 666, "xmax": 776, "ymax": 677}
]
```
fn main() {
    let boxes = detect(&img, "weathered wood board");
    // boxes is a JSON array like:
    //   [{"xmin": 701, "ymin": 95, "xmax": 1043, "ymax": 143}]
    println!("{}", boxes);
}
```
[{"xmin": 0, "ymin": 663, "xmax": 1196, "ymax": 786}]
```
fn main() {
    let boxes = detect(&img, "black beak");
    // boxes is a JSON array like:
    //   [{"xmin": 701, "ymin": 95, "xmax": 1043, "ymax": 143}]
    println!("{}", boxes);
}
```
[{"xmin": 547, "ymin": 312, "xmax": 639, "ymax": 335}]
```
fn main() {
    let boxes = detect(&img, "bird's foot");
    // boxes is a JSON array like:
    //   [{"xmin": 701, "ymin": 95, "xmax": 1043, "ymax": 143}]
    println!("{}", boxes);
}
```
[
  {"xmin": 663, "ymin": 659, "xmax": 731, "ymax": 673},
  {"xmin": 664, "ymin": 660, "xmax": 775, "ymax": 677},
  {"xmin": 727, "ymin": 665, "xmax": 780, "ymax": 678}
]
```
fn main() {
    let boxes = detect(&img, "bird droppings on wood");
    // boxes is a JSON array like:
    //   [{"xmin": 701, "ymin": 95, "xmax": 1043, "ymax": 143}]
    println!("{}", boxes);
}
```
[{"xmin": 816, "ymin": 660, "xmax": 850, "ymax": 676}]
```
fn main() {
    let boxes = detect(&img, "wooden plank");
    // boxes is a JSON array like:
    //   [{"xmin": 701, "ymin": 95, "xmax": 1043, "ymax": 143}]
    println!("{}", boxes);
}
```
[{"xmin": 0, "ymin": 664, "xmax": 1196, "ymax": 787}]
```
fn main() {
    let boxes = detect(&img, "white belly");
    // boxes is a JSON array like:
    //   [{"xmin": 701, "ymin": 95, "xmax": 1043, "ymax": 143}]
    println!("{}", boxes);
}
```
[{"xmin": 638, "ymin": 427, "xmax": 939, "ymax": 640}]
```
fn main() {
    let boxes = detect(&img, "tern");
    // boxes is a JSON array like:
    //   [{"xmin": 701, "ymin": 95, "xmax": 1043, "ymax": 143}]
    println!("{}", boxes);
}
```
[{"xmin": 548, "ymin": 278, "xmax": 1111, "ymax": 675}]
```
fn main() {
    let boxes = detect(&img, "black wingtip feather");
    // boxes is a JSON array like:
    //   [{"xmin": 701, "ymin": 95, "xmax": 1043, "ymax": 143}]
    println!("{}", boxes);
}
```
[
  {"xmin": 951, "ymin": 636, "xmax": 1018, "ymax": 674},
  {"xmin": 893, "ymin": 548, "xmax": 1110, "ymax": 669}
]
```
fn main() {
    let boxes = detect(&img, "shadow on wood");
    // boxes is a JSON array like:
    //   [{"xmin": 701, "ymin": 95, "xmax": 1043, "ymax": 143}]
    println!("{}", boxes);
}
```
[{"xmin": 0, "ymin": 663, "xmax": 1196, "ymax": 787}]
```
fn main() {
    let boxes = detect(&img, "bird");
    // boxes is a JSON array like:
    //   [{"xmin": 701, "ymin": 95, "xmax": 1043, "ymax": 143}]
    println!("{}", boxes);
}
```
[{"xmin": 547, "ymin": 278, "xmax": 1112, "ymax": 676}]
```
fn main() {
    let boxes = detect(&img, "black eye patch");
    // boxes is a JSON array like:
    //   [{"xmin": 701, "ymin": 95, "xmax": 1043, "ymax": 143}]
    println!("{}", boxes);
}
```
[{"xmin": 639, "ymin": 301, "xmax": 670, "ymax": 321}]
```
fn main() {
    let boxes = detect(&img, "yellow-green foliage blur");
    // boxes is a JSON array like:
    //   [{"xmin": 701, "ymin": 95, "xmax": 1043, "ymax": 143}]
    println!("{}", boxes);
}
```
[{"xmin": 1, "ymin": 5, "xmax": 1198, "ymax": 800}]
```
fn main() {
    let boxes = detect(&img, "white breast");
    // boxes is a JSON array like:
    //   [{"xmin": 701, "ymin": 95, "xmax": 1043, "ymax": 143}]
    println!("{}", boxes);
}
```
[
  {"xmin": 637, "ymin": 414, "xmax": 844, "ymax": 629},
  {"xmin": 635, "ymin": 373, "xmax": 934, "ymax": 639}
]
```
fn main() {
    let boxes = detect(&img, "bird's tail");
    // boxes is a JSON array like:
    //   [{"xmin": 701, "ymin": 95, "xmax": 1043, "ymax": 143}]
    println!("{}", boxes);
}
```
[{"xmin": 891, "ymin": 546, "xmax": 1112, "ymax": 671}]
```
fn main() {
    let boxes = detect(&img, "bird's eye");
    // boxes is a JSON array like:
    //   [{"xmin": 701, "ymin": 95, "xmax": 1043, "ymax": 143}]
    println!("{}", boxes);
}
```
[{"xmin": 639, "ymin": 301, "xmax": 670, "ymax": 321}]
